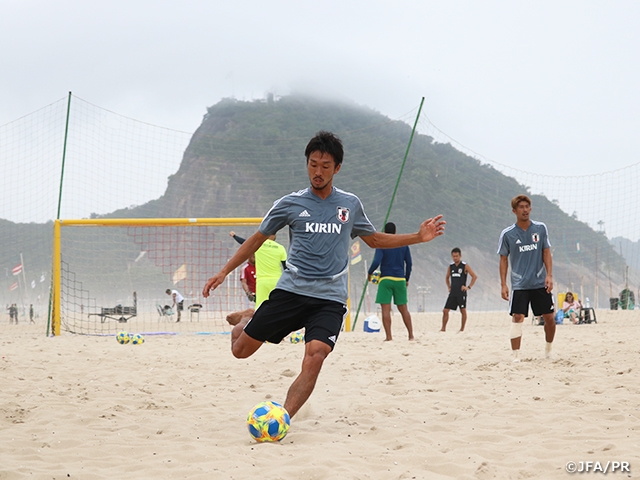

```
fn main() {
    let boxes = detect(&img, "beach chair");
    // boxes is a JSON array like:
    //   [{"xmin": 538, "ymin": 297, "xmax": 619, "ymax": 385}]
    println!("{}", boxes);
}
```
[
  {"xmin": 578, "ymin": 307, "xmax": 597, "ymax": 324},
  {"xmin": 188, "ymin": 303, "xmax": 202, "ymax": 321},
  {"xmin": 157, "ymin": 304, "xmax": 174, "ymax": 321}
]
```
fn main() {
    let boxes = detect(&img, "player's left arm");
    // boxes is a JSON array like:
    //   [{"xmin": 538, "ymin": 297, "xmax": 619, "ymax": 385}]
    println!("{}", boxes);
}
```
[
  {"xmin": 543, "ymin": 247, "xmax": 553, "ymax": 293},
  {"xmin": 367, "ymin": 249, "xmax": 383, "ymax": 281},
  {"xmin": 405, "ymin": 247, "xmax": 412, "ymax": 286},
  {"xmin": 361, "ymin": 215, "xmax": 445, "ymax": 249},
  {"xmin": 463, "ymin": 265, "xmax": 478, "ymax": 291}
]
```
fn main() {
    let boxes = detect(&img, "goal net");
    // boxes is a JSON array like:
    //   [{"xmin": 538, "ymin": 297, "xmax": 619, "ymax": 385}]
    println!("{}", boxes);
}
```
[
  {"xmin": 52, "ymin": 218, "xmax": 262, "ymax": 336},
  {"xmin": 2, "ymin": 94, "xmax": 639, "ymax": 334}
]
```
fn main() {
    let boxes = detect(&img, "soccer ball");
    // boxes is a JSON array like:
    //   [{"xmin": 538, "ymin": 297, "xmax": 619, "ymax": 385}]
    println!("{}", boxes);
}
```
[
  {"xmin": 247, "ymin": 401, "xmax": 290, "ymax": 442},
  {"xmin": 370, "ymin": 271, "xmax": 381, "ymax": 284},
  {"xmin": 116, "ymin": 331, "xmax": 130, "ymax": 344},
  {"xmin": 289, "ymin": 331, "xmax": 304, "ymax": 344},
  {"xmin": 131, "ymin": 333, "xmax": 145, "ymax": 345}
]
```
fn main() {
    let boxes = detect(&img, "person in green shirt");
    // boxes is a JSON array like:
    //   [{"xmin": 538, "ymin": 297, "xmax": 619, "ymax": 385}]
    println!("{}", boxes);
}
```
[
  {"xmin": 226, "ymin": 231, "xmax": 287, "ymax": 325},
  {"xmin": 230, "ymin": 231, "xmax": 287, "ymax": 307}
]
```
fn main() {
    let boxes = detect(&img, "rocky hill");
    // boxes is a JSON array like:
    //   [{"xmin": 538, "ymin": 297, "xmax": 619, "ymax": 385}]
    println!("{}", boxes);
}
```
[{"xmin": 2, "ymin": 96, "xmax": 631, "ymax": 310}]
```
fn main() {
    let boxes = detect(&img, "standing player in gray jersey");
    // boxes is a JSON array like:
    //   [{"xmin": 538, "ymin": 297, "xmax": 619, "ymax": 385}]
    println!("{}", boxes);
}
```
[
  {"xmin": 497, "ymin": 194, "xmax": 555, "ymax": 362},
  {"xmin": 203, "ymin": 131, "xmax": 446, "ymax": 420}
]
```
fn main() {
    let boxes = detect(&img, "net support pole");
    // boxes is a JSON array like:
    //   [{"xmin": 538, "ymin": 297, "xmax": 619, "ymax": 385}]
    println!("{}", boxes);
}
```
[
  {"xmin": 57, "ymin": 92, "xmax": 72, "ymax": 219},
  {"xmin": 47, "ymin": 92, "xmax": 72, "ymax": 336},
  {"xmin": 352, "ymin": 97, "xmax": 425, "ymax": 330}
]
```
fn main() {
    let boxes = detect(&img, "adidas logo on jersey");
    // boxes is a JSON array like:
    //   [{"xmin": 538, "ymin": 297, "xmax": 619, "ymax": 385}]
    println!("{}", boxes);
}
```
[
  {"xmin": 299, "ymin": 210, "xmax": 311, "ymax": 217},
  {"xmin": 515, "ymin": 239, "xmax": 522, "ymax": 244},
  {"xmin": 327, "ymin": 335, "xmax": 337, "ymax": 344}
]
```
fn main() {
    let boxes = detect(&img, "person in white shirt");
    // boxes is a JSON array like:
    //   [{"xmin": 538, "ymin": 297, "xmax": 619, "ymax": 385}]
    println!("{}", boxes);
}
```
[{"xmin": 166, "ymin": 289, "xmax": 185, "ymax": 322}]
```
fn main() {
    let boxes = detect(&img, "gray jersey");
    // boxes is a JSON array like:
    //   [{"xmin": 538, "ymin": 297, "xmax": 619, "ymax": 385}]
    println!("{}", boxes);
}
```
[
  {"xmin": 497, "ymin": 220, "xmax": 551, "ymax": 290},
  {"xmin": 260, "ymin": 186, "xmax": 376, "ymax": 303}
]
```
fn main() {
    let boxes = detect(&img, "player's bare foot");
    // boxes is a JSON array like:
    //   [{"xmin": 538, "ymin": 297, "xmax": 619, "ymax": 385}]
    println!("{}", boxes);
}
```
[{"xmin": 226, "ymin": 308, "xmax": 254, "ymax": 326}]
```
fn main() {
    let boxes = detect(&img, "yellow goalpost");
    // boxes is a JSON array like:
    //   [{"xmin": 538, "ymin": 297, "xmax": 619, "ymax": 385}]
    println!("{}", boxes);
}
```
[{"xmin": 50, "ymin": 217, "xmax": 262, "ymax": 336}]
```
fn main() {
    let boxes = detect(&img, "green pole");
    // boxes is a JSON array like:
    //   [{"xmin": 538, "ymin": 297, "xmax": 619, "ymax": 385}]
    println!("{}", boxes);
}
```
[
  {"xmin": 352, "ymin": 97, "xmax": 425, "ymax": 330},
  {"xmin": 56, "ymin": 91, "xmax": 72, "ymax": 219},
  {"xmin": 47, "ymin": 92, "xmax": 72, "ymax": 336}
]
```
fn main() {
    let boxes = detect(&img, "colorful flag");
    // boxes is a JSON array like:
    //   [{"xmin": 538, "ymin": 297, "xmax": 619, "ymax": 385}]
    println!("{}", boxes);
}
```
[
  {"xmin": 12, "ymin": 264, "xmax": 22, "ymax": 275},
  {"xmin": 172, "ymin": 264, "xmax": 187, "ymax": 284},
  {"xmin": 9, "ymin": 281, "xmax": 18, "ymax": 291},
  {"xmin": 350, "ymin": 240, "xmax": 362, "ymax": 265}
]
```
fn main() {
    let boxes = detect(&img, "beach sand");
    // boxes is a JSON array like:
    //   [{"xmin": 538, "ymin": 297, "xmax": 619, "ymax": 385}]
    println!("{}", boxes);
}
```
[{"xmin": 1, "ymin": 310, "xmax": 639, "ymax": 479}]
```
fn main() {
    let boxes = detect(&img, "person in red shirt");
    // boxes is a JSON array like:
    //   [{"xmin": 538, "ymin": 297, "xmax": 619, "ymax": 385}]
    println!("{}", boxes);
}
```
[{"xmin": 241, "ymin": 254, "xmax": 257, "ymax": 302}]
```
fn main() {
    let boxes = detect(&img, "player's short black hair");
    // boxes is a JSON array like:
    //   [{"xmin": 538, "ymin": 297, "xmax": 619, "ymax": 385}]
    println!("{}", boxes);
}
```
[
  {"xmin": 384, "ymin": 222, "xmax": 396, "ymax": 234},
  {"xmin": 451, "ymin": 247, "xmax": 461, "ymax": 255},
  {"xmin": 165, "ymin": 289, "xmax": 171, "ymax": 294},
  {"xmin": 305, "ymin": 131, "xmax": 344, "ymax": 166}
]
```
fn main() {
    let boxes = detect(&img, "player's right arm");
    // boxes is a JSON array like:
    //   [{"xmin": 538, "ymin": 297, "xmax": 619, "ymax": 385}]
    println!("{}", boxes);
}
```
[
  {"xmin": 229, "ymin": 231, "xmax": 246, "ymax": 245},
  {"xmin": 499, "ymin": 255, "xmax": 509, "ymax": 301},
  {"xmin": 445, "ymin": 266, "xmax": 451, "ymax": 292},
  {"xmin": 203, "ymin": 231, "xmax": 268, "ymax": 297},
  {"xmin": 240, "ymin": 277, "xmax": 250, "ymax": 295}
]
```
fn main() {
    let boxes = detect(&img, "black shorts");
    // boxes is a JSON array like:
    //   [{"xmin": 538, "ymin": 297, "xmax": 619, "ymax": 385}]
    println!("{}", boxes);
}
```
[
  {"xmin": 510, "ymin": 288, "xmax": 554, "ymax": 317},
  {"xmin": 177, "ymin": 301, "xmax": 184, "ymax": 312},
  {"xmin": 243, "ymin": 289, "xmax": 347, "ymax": 350},
  {"xmin": 444, "ymin": 292, "xmax": 467, "ymax": 310}
]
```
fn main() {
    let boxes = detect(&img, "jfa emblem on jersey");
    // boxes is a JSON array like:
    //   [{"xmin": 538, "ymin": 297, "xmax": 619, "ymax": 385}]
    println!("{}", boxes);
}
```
[
  {"xmin": 532, "ymin": 233, "xmax": 540, "ymax": 243},
  {"xmin": 337, "ymin": 207, "xmax": 350, "ymax": 223},
  {"xmin": 458, "ymin": 268, "xmax": 463, "ymax": 274}
]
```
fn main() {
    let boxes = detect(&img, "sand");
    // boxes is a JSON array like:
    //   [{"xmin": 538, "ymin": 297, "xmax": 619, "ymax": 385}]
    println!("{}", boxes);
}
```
[{"xmin": 1, "ymin": 310, "xmax": 639, "ymax": 479}]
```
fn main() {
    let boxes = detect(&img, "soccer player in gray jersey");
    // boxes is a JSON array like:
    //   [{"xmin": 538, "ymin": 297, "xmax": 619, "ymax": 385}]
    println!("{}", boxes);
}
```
[
  {"xmin": 203, "ymin": 131, "xmax": 446, "ymax": 420},
  {"xmin": 497, "ymin": 194, "xmax": 556, "ymax": 362}
]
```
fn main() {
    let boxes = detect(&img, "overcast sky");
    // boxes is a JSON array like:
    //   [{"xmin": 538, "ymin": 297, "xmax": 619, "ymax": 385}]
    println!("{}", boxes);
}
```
[{"xmin": 2, "ymin": 0, "xmax": 639, "ymax": 176}]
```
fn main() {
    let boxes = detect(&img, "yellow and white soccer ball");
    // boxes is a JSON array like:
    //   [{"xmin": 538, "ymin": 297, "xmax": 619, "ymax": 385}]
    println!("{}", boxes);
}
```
[
  {"xmin": 289, "ymin": 331, "xmax": 304, "ymax": 344},
  {"xmin": 116, "ymin": 331, "xmax": 130, "ymax": 344},
  {"xmin": 130, "ymin": 333, "xmax": 145, "ymax": 345},
  {"xmin": 370, "ymin": 271, "xmax": 381, "ymax": 284},
  {"xmin": 247, "ymin": 401, "xmax": 290, "ymax": 442}
]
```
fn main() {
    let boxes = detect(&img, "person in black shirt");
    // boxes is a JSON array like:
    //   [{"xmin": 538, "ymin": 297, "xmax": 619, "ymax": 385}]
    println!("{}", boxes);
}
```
[{"xmin": 440, "ymin": 248, "xmax": 477, "ymax": 332}]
